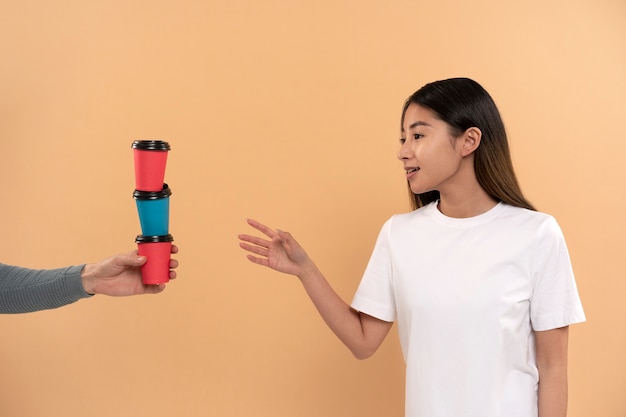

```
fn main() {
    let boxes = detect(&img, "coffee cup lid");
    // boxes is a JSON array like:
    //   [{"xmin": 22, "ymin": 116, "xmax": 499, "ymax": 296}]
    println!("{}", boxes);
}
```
[
  {"xmin": 131, "ymin": 140, "xmax": 171, "ymax": 151},
  {"xmin": 133, "ymin": 183, "xmax": 172, "ymax": 200},
  {"xmin": 135, "ymin": 234, "xmax": 174, "ymax": 244}
]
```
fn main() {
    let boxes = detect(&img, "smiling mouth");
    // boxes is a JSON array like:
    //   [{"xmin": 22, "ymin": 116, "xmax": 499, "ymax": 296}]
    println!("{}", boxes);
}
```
[{"xmin": 406, "ymin": 168, "xmax": 419, "ymax": 174}]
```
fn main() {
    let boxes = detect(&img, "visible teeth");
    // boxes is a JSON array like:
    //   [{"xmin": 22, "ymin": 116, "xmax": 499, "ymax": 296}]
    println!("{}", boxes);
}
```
[{"xmin": 407, "ymin": 168, "xmax": 418, "ymax": 173}]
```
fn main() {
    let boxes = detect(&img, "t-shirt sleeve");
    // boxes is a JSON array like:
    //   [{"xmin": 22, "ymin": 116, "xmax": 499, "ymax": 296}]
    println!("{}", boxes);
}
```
[
  {"xmin": 530, "ymin": 217, "xmax": 586, "ymax": 331},
  {"xmin": 351, "ymin": 218, "xmax": 396, "ymax": 322}
]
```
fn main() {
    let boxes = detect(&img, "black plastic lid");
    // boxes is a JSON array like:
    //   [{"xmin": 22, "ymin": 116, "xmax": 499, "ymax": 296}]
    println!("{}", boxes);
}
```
[
  {"xmin": 131, "ymin": 140, "xmax": 171, "ymax": 151},
  {"xmin": 135, "ymin": 234, "xmax": 174, "ymax": 244},
  {"xmin": 133, "ymin": 183, "xmax": 172, "ymax": 200}
]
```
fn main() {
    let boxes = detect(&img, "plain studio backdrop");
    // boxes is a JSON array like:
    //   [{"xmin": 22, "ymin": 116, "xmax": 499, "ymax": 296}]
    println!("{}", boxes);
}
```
[{"xmin": 1, "ymin": 0, "xmax": 624, "ymax": 416}]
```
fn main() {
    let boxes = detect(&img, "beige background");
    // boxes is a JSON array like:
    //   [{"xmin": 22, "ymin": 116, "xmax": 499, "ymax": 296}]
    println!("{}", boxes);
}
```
[{"xmin": 1, "ymin": 0, "xmax": 624, "ymax": 416}]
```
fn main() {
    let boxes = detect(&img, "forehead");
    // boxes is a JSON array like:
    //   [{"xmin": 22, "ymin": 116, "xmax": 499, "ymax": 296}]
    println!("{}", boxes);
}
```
[{"xmin": 402, "ymin": 103, "xmax": 440, "ymax": 132}]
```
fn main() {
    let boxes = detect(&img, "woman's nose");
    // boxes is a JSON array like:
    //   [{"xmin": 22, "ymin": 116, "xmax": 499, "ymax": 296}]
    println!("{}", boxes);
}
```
[{"xmin": 397, "ymin": 141, "xmax": 410, "ymax": 160}]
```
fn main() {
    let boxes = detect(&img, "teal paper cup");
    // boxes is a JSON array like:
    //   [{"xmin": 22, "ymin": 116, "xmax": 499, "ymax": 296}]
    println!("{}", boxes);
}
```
[{"xmin": 133, "ymin": 184, "xmax": 172, "ymax": 236}]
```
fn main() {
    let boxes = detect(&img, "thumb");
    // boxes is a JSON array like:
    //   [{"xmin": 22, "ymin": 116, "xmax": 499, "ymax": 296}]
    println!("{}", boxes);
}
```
[
  {"xmin": 275, "ymin": 229, "xmax": 297, "ymax": 249},
  {"xmin": 121, "ymin": 252, "xmax": 147, "ymax": 266},
  {"xmin": 134, "ymin": 255, "xmax": 148, "ymax": 265},
  {"xmin": 275, "ymin": 229, "xmax": 290, "ymax": 241}
]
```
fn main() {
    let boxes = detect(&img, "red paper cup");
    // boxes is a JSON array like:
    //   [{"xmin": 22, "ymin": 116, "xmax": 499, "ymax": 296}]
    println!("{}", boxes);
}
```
[
  {"xmin": 132, "ymin": 140, "xmax": 171, "ymax": 191},
  {"xmin": 135, "ymin": 234, "xmax": 174, "ymax": 285}
]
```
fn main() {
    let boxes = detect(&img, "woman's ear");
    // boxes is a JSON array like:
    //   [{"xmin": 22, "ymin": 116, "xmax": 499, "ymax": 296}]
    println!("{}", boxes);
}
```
[{"xmin": 460, "ymin": 127, "xmax": 482, "ymax": 157}]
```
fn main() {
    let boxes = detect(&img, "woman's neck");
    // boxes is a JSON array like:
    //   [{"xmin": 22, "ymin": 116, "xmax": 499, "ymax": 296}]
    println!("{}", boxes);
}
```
[{"xmin": 437, "ymin": 187, "xmax": 498, "ymax": 218}]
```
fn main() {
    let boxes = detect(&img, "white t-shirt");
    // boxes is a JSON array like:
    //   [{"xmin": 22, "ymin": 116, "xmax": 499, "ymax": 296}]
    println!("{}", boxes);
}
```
[{"xmin": 351, "ymin": 202, "xmax": 585, "ymax": 417}]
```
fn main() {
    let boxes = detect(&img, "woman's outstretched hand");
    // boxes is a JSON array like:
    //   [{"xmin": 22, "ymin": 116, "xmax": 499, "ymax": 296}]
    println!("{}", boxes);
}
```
[
  {"xmin": 238, "ymin": 219, "xmax": 311, "ymax": 277},
  {"xmin": 239, "ymin": 219, "xmax": 392, "ymax": 359}
]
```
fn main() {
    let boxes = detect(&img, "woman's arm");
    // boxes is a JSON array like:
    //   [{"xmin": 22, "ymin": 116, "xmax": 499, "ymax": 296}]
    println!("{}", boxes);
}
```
[
  {"xmin": 535, "ymin": 326, "xmax": 569, "ymax": 417},
  {"xmin": 239, "ymin": 219, "xmax": 393, "ymax": 359},
  {"xmin": 296, "ymin": 257, "xmax": 393, "ymax": 359}
]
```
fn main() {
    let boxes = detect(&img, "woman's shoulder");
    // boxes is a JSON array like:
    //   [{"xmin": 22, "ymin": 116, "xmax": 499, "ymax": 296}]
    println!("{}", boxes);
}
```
[
  {"xmin": 381, "ymin": 202, "xmax": 436, "ymax": 231},
  {"xmin": 499, "ymin": 203, "xmax": 557, "ymax": 223},
  {"xmin": 497, "ymin": 204, "xmax": 566, "ymax": 240}
]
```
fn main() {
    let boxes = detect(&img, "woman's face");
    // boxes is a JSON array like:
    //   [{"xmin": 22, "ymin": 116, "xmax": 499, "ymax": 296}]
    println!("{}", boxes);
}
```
[{"xmin": 397, "ymin": 103, "xmax": 465, "ymax": 196}]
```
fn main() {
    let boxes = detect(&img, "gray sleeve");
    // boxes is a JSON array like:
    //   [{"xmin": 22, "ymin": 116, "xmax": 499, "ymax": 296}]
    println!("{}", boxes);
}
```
[{"xmin": 0, "ymin": 263, "xmax": 92, "ymax": 314}]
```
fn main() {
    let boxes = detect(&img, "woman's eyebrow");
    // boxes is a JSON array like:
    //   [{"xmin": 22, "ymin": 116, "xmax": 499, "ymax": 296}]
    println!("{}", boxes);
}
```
[
  {"xmin": 407, "ymin": 121, "xmax": 432, "ymax": 129},
  {"xmin": 401, "ymin": 120, "xmax": 432, "ymax": 134}
]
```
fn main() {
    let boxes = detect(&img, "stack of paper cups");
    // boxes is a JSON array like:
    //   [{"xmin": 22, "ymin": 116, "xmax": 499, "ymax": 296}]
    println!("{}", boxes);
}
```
[{"xmin": 131, "ymin": 140, "xmax": 173, "ymax": 285}]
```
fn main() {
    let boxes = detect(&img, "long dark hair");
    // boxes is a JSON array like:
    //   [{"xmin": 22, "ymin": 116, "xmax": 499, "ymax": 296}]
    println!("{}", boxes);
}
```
[{"xmin": 401, "ymin": 78, "xmax": 535, "ymax": 211}]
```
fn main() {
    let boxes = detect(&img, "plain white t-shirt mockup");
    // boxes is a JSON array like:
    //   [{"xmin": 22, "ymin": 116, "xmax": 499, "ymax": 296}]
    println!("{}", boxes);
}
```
[{"xmin": 351, "ymin": 202, "xmax": 585, "ymax": 417}]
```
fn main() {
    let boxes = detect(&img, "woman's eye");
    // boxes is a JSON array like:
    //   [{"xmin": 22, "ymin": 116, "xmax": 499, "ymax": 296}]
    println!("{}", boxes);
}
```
[
  {"xmin": 413, "ymin": 133, "xmax": 424, "ymax": 140},
  {"xmin": 399, "ymin": 138, "xmax": 406, "ymax": 144}
]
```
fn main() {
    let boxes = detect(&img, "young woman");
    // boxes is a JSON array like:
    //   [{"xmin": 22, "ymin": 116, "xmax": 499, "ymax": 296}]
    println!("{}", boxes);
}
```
[{"xmin": 238, "ymin": 78, "xmax": 585, "ymax": 417}]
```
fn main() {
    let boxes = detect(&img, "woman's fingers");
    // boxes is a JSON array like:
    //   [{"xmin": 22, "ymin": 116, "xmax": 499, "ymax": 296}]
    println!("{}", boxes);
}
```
[
  {"xmin": 239, "ymin": 241, "xmax": 269, "ymax": 257},
  {"xmin": 246, "ymin": 218, "xmax": 277, "ymax": 239},
  {"xmin": 238, "ymin": 233, "xmax": 271, "ymax": 249},
  {"xmin": 245, "ymin": 254, "xmax": 269, "ymax": 267},
  {"xmin": 240, "ymin": 219, "xmax": 285, "ymax": 269}
]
